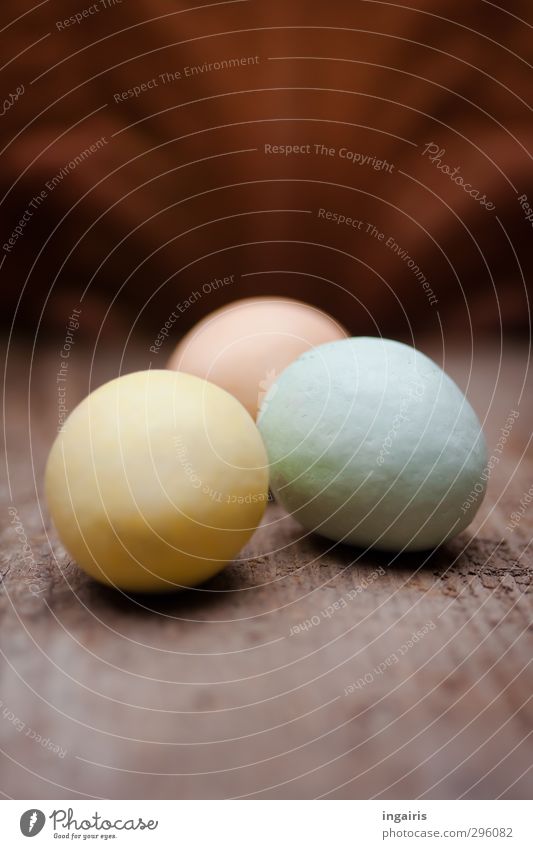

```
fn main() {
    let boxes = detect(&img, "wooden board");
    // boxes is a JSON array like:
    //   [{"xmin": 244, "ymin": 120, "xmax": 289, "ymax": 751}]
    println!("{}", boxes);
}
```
[{"xmin": 1, "ymin": 340, "xmax": 532, "ymax": 799}]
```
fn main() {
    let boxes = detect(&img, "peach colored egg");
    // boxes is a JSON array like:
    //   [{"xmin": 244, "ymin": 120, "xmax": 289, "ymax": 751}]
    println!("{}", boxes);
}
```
[{"xmin": 167, "ymin": 297, "xmax": 348, "ymax": 419}]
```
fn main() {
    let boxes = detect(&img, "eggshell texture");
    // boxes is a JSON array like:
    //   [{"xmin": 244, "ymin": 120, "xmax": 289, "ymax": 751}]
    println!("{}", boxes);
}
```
[
  {"xmin": 258, "ymin": 337, "xmax": 487, "ymax": 551},
  {"xmin": 167, "ymin": 297, "xmax": 347, "ymax": 419},
  {"xmin": 45, "ymin": 370, "xmax": 269, "ymax": 591}
]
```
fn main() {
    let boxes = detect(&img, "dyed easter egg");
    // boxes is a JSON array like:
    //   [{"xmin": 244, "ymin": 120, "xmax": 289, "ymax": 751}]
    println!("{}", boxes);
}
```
[
  {"xmin": 258, "ymin": 337, "xmax": 487, "ymax": 551},
  {"xmin": 167, "ymin": 297, "xmax": 347, "ymax": 419},
  {"xmin": 45, "ymin": 370, "xmax": 268, "ymax": 591}
]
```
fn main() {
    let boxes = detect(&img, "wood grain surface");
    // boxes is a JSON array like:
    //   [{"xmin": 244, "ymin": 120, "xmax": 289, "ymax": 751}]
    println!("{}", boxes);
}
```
[{"xmin": 1, "ymin": 339, "xmax": 532, "ymax": 799}]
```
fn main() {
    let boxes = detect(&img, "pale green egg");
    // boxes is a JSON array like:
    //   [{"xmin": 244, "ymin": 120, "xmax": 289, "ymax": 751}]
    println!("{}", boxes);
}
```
[{"xmin": 258, "ymin": 337, "xmax": 487, "ymax": 551}]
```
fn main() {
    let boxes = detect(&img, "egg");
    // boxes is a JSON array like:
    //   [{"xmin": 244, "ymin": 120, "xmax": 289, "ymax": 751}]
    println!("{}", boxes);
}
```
[
  {"xmin": 45, "ymin": 370, "xmax": 269, "ymax": 591},
  {"xmin": 167, "ymin": 297, "xmax": 347, "ymax": 419},
  {"xmin": 258, "ymin": 337, "xmax": 487, "ymax": 551}
]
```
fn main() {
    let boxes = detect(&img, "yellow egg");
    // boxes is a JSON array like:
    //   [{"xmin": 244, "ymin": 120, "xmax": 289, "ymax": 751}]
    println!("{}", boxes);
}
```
[
  {"xmin": 167, "ymin": 297, "xmax": 347, "ymax": 419},
  {"xmin": 45, "ymin": 370, "xmax": 269, "ymax": 592}
]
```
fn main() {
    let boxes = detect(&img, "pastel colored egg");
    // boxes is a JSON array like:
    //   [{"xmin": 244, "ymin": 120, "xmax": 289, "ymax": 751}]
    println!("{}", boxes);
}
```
[
  {"xmin": 258, "ymin": 337, "xmax": 487, "ymax": 552},
  {"xmin": 167, "ymin": 297, "xmax": 347, "ymax": 419},
  {"xmin": 45, "ymin": 370, "xmax": 269, "ymax": 591}
]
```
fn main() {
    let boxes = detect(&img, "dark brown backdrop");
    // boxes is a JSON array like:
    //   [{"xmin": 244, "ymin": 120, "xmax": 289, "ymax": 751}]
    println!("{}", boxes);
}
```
[{"xmin": 1, "ymin": 0, "xmax": 531, "ymax": 350}]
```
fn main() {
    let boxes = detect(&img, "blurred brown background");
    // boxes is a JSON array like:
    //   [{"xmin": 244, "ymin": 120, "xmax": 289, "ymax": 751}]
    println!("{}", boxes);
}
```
[{"xmin": 1, "ymin": 0, "xmax": 531, "ymax": 350}]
